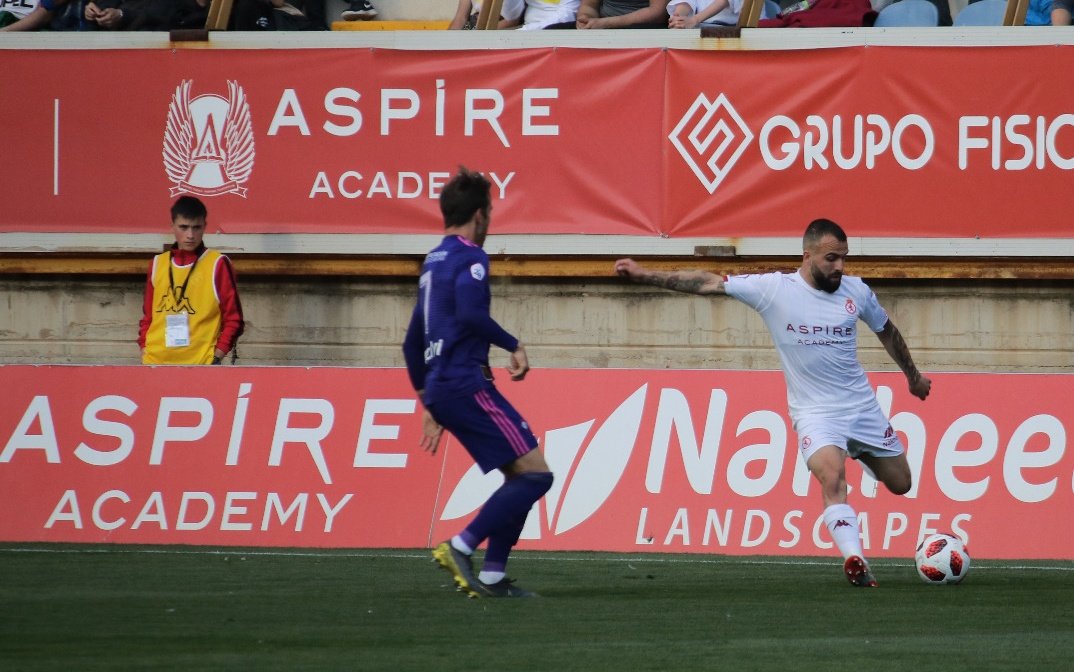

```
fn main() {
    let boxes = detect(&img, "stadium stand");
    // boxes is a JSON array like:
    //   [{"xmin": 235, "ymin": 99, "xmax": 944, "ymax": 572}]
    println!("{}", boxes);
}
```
[
  {"xmin": 873, "ymin": 0, "xmax": 941, "ymax": 25},
  {"xmin": 953, "ymin": 0, "xmax": 1007, "ymax": 23},
  {"xmin": 206, "ymin": 0, "xmax": 234, "ymax": 29},
  {"xmin": 331, "ymin": 19, "xmax": 450, "ymax": 29}
]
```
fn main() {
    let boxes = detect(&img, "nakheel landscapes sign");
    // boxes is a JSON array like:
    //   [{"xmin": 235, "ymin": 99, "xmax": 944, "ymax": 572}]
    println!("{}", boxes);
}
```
[{"xmin": 1, "ymin": 366, "xmax": 1071, "ymax": 560}]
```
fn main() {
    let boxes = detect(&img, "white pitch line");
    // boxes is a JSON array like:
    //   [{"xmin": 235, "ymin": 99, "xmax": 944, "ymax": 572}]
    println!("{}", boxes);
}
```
[{"xmin": 0, "ymin": 546, "xmax": 1071, "ymax": 571}]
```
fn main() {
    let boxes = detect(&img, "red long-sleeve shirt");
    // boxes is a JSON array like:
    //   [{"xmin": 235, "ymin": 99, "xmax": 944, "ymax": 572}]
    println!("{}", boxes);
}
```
[{"xmin": 137, "ymin": 245, "xmax": 245, "ymax": 357}]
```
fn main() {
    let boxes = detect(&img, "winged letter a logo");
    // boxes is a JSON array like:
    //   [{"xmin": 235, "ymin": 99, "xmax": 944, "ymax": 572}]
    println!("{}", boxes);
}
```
[{"xmin": 164, "ymin": 80, "xmax": 255, "ymax": 198}]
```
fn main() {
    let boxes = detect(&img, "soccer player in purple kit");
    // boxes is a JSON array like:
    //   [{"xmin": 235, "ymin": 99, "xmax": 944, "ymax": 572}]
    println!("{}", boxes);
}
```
[{"xmin": 403, "ymin": 167, "xmax": 554, "ymax": 599}]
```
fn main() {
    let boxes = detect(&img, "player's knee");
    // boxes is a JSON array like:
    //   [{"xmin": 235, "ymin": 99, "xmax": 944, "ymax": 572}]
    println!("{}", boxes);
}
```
[
  {"xmin": 885, "ymin": 474, "xmax": 912, "ymax": 496},
  {"xmin": 524, "ymin": 471, "xmax": 554, "ymax": 496}
]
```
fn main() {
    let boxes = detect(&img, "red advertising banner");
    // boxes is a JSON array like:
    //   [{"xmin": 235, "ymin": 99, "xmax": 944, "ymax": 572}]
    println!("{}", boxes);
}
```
[
  {"xmin": 663, "ymin": 47, "xmax": 1074, "ymax": 239},
  {"xmin": 3, "ymin": 46, "xmax": 1073, "ymax": 239},
  {"xmin": 3, "ymin": 48, "xmax": 664, "ymax": 237},
  {"xmin": 1, "ymin": 366, "xmax": 1071, "ymax": 560}
]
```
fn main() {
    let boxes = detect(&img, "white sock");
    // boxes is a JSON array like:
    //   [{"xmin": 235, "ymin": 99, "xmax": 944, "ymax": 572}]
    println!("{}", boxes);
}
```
[
  {"xmin": 823, "ymin": 503, "xmax": 864, "ymax": 559},
  {"xmin": 451, "ymin": 536, "xmax": 473, "ymax": 555},
  {"xmin": 479, "ymin": 570, "xmax": 505, "ymax": 585}
]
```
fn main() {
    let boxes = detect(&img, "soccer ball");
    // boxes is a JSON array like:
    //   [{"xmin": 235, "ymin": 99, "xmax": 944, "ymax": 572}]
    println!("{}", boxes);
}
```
[{"xmin": 915, "ymin": 533, "xmax": 971, "ymax": 585}]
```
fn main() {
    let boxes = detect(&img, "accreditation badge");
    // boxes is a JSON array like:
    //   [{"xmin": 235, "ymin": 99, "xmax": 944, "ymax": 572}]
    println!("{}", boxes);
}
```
[{"xmin": 165, "ymin": 313, "xmax": 191, "ymax": 348}]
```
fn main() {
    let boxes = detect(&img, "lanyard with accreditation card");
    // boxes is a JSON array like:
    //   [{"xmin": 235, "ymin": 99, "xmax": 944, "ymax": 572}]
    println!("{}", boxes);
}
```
[{"xmin": 164, "ymin": 249, "xmax": 201, "ymax": 348}]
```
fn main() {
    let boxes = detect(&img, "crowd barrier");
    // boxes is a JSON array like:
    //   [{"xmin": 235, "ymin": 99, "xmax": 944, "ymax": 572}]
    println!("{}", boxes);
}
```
[
  {"xmin": 2, "ymin": 365, "xmax": 1071, "ymax": 559},
  {"xmin": 3, "ymin": 30, "xmax": 1074, "ymax": 260}
]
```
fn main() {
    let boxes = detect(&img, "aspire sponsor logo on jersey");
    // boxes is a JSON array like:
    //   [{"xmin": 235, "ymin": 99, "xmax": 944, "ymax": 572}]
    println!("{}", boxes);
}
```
[
  {"xmin": 785, "ymin": 323, "xmax": 854, "ymax": 337},
  {"xmin": 164, "ymin": 80, "xmax": 255, "ymax": 198},
  {"xmin": 670, "ymin": 91, "xmax": 1074, "ymax": 194}
]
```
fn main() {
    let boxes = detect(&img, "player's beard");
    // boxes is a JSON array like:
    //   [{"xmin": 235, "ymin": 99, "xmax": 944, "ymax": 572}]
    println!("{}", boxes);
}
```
[
  {"xmin": 473, "ymin": 211, "xmax": 489, "ymax": 247},
  {"xmin": 811, "ymin": 264, "xmax": 842, "ymax": 293}
]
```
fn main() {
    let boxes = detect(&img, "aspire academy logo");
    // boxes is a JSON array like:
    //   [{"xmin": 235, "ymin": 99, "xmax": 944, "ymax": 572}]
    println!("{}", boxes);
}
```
[
  {"xmin": 668, "ymin": 93, "xmax": 753, "ymax": 195},
  {"xmin": 438, "ymin": 386, "xmax": 648, "ymax": 540},
  {"xmin": 163, "ymin": 80, "xmax": 255, "ymax": 198}
]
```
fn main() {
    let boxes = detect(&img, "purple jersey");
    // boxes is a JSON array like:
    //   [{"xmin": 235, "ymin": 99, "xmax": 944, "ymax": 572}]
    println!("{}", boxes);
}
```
[{"xmin": 402, "ymin": 235, "xmax": 519, "ymax": 405}]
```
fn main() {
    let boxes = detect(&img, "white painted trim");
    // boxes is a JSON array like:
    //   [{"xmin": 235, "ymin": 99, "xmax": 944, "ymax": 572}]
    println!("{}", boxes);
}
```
[
  {"xmin": 4, "ymin": 233, "xmax": 1074, "ymax": 257},
  {"xmin": 3, "ymin": 27, "xmax": 1074, "ymax": 52}
]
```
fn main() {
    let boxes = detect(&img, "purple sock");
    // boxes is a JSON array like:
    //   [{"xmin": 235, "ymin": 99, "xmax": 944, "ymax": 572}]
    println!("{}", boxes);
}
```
[
  {"xmin": 461, "ymin": 472, "xmax": 553, "ymax": 559},
  {"xmin": 483, "ymin": 514, "xmax": 527, "ymax": 575}
]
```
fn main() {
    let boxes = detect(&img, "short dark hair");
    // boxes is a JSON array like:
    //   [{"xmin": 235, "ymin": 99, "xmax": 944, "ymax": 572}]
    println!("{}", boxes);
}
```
[
  {"xmin": 171, "ymin": 196, "xmax": 208, "ymax": 222},
  {"xmin": 439, "ymin": 167, "xmax": 491, "ymax": 228},
  {"xmin": 803, "ymin": 218, "xmax": 847, "ymax": 250}
]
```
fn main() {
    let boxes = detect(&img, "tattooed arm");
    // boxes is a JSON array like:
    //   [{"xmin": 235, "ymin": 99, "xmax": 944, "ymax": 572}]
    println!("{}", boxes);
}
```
[
  {"xmin": 614, "ymin": 258, "xmax": 726, "ymax": 296},
  {"xmin": 876, "ymin": 320, "xmax": 932, "ymax": 401}
]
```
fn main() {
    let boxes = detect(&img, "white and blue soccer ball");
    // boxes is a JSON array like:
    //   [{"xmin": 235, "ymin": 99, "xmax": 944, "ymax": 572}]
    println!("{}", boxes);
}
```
[{"xmin": 915, "ymin": 532, "xmax": 971, "ymax": 585}]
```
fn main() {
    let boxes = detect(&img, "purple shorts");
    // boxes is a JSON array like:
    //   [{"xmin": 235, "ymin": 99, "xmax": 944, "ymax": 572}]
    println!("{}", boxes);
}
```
[{"xmin": 428, "ymin": 386, "xmax": 539, "ymax": 473}]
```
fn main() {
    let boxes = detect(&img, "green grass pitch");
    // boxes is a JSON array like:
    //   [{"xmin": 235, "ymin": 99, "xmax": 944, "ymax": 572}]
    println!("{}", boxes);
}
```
[{"xmin": 2, "ymin": 545, "xmax": 1072, "ymax": 671}]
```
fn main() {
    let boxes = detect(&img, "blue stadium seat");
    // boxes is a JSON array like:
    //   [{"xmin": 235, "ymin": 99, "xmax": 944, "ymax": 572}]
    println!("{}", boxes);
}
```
[
  {"xmin": 873, "ymin": 0, "xmax": 940, "ymax": 26},
  {"xmin": 953, "ymin": 0, "xmax": 1007, "ymax": 25}
]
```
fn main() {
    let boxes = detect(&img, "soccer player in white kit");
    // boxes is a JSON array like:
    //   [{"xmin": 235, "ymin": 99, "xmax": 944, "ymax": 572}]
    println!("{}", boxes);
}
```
[{"xmin": 614, "ymin": 218, "xmax": 932, "ymax": 587}]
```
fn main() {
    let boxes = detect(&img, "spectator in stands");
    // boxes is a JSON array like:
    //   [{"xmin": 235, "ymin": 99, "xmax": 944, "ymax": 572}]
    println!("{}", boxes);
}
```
[
  {"xmin": 758, "ymin": 0, "xmax": 883, "ymax": 26},
  {"xmin": 449, "ymin": 0, "xmax": 523, "ymax": 28},
  {"xmin": 667, "ymin": 0, "xmax": 742, "ymax": 27},
  {"xmin": 341, "ymin": 0, "xmax": 376, "ymax": 20},
  {"xmin": 1053, "ymin": 0, "xmax": 1072, "ymax": 23},
  {"xmin": 960, "ymin": 0, "xmax": 1047, "ymax": 24},
  {"xmin": 1023, "ymin": 0, "xmax": 1052, "ymax": 23},
  {"xmin": 83, "ymin": 1, "xmax": 127, "ymax": 30},
  {"xmin": 233, "ymin": 0, "xmax": 328, "ymax": 30},
  {"xmin": 573, "ymin": 0, "xmax": 667, "ymax": 27},
  {"xmin": 0, "ymin": 0, "xmax": 40, "ymax": 28},
  {"xmin": 450, "ymin": 0, "xmax": 580, "ymax": 28},
  {"xmin": 520, "ymin": 0, "xmax": 582, "ymax": 28},
  {"xmin": 0, "ymin": 0, "xmax": 81, "ymax": 30},
  {"xmin": 81, "ymin": 1, "xmax": 212, "ymax": 31},
  {"xmin": 139, "ymin": 196, "xmax": 244, "ymax": 366}
]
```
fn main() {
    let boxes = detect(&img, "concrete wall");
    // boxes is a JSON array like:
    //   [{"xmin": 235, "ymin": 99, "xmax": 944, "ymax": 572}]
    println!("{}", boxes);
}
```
[{"xmin": 2, "ymin": 275, "xmax": 1072, "ymax": 373}]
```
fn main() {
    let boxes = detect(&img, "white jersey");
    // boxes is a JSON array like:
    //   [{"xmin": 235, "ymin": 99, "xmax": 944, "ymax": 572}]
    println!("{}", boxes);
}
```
[
  {"xmin": 519, "ymin": 0, "xmax": 580, "ymax": 29},
  {"xmin": 724, "ymin": 271, "xmax": 889, "ymax": 421}
]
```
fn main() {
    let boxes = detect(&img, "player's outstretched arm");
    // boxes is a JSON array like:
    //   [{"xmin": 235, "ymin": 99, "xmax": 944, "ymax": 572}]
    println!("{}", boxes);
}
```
[
  {"xmin": 614, "ymin": 258, "xmax": 726, "ymax": 295},
  {"xmin": 876, "ymin": 320, "xmax": 931, "ymax": 401}
]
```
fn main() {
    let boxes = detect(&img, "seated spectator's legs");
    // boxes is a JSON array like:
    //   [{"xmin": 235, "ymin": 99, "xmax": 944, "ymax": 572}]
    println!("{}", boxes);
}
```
[
  {"xmin": 667, "ymin": 0, "xmax": 698, "ymax": 27},
  {"xmin": 448, "ymin": 0, "xmax": 525, "ymax": 28},
  {"xmin": 342, "ymin": 0, "xmax": 377, "ymax": 20},
  {"xmin": 1052, "ymin": 0, "xmax": 1073, "ymax": 23},
  {"xmin": 234, "ymin": 0, "xmax": 274, "ymax": 28}
]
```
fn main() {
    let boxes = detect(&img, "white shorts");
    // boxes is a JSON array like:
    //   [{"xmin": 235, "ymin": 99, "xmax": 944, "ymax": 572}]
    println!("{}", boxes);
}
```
[{"xmin": 794, "ymin": 405, "xmax": 904, "ymax": 464}]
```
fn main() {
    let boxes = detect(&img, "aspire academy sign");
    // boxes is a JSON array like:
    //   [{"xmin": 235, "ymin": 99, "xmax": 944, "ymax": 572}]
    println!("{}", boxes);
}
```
[{"xmin": 1, "ymin": 366, "xmax": 1071, "ymax": 560}]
